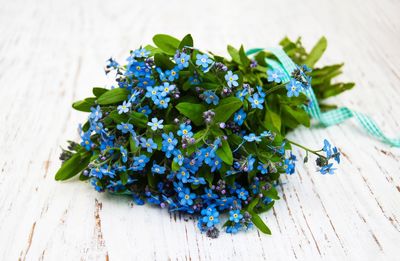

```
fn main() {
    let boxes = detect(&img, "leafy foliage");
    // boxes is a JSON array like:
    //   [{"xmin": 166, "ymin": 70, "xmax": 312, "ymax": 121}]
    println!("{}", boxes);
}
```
[{"xmin": 56, "ymin": 34, "xmax": 345, "ymax": 237}]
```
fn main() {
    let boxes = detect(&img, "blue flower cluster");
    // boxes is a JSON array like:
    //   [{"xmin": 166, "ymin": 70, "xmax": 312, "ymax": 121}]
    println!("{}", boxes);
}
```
[{"xmin": 58, "ymin": 37, "xmax": 341, "ymax": 237}]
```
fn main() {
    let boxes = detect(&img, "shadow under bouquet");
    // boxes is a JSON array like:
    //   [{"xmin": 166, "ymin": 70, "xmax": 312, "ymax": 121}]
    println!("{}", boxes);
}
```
[{"xmin": 56, "ymin": 34, "xmax": 350, "ymax": 238}]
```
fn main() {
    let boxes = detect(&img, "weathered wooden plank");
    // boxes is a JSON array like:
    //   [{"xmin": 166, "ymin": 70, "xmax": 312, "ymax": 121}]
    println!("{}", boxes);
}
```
[{"xmin": 0, "ymin": 0, "xmax": 399, "ymax": 260}]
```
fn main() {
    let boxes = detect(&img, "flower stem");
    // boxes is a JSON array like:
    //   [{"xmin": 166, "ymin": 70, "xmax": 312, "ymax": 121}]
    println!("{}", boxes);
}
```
[{"xmin": 287, "ymin": 139, "xmax": 326, "ymax": 159}]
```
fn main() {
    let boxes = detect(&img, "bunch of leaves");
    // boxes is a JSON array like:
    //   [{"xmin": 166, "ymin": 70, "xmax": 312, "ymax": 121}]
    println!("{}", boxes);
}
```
[{"xmin": 55, "ymin": 34, "xmax": 343, "ymax": 237}]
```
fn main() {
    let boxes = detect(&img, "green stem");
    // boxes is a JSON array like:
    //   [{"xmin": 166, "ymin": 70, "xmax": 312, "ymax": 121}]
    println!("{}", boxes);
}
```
[{"xmin": 287, "ymin": 139, "xmax": 326, "ymax": 159}]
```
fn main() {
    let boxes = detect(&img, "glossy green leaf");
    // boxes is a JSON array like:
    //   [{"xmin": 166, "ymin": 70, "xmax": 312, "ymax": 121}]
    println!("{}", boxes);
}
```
[
  {"xmin": 154, "ymin": 53, "xmax": 175, "ymax": 70},
  {"xmin": 250, "ymin": 212, "xmax": 271, "ymax": 235},
  {"xmin": 98, "ymin": 88, "xmax": 130, "ymax": 105},
  {"xmin": 216, "ymin": 139, "xmax": 233, "ymax": 165},
  {"xmin": 72, "ymin": 98, "xmax": 96, "ymax": 112},
  {"xmin": 214, "ymin": 97, "xmax": 242, "ymax": 123},
  {"xmin": 176, "ymin": 102, "xmax": 207, "ymax": 126},
  {"xmin": 304, "ymin": 37, "xmax": 327, "ymax": 67},
  {"xmin": 92, "ymin": 87, "xmax": 108, "ymax": 97},
  {"xmin": 55, "ymin": 152, "xmax": 90, "ymax": 181},
  {"xmin": 152, "ymin": 34, "xmax": 180, "ymax": 55},
  {"xmin": 178, "ymin": 34, "xmax": 194, "ymax": 49}
]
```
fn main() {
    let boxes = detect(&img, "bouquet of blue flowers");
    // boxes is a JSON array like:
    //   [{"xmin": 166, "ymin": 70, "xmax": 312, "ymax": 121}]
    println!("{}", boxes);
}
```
[{"xmin": 56, "ymin": 34, "xmax": 348, "ymax": 237}]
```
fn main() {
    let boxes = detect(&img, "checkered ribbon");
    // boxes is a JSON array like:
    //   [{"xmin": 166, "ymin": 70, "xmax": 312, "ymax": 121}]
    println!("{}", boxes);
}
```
[{"xmin": 246, "ymin": 47, "xmax": 400, "ymax": 147}]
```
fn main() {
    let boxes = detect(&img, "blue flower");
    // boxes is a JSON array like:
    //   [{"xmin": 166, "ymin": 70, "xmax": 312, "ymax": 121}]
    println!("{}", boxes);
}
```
[
  {"xmin": 100, "ymin": 139, "xmax": 114, "ymax": 152},
  {"xmin": 286, "ymin": 79, "xmax": 302, "ymax": 97},
  {"xmin": 332, "ymin": 147, "xmax": 341, "ymax": 163},
  {"xmin": 117, "ymin": 122, "xmax": 134, "ymax": 134},
  {"xmin": 120, "ymin": 146, "xmax": 128, "ymax": 163},
  {"xmin": 202, "ymin": 208, "xmax": 220, "ymax": 227},
  {"xmin": 188, "ymin": 177, "xmax": 206, "ymax": 185},
  {"xmin": 236, "ymin": 188, "xmax": 249, "ymax": 201},
  {"xmin": 267, "ymin": 69, "xmax": 283, "ymax": 83},
  {"xmin": 236, "ymin": 89, "xmax": 248, "ymax": 101},
  {"xmin": 234, "ymin": 109, "xmax": 246, "ymax": 126},
  {"xmin": 202, "ymin": 188, "xmax": 218, "ymax": 201},
  {"xmin": 177, "ymin": 167, "xmax": 190, "ymax": 183},
  {"xmin": 226, "ymin": 223, "xmax": 242, "ymax": 234},
  {"xmin": 229, "ymin": 210, "xmax": 243, "ymax": 223},
  {"xmin": 284, "ymin": 157, "xmax": 296, "ymax": 175},
  {"xmin": 247, "ymin": 155, "xmax": 256, "ymax": 172},
  {"xmin": 106, "ymin": 57, "xmax": 119, "ymax": 70},
  {"xmin": 189, "ymin": 76, "xmax": 201, "ymax": 85},
  {"xmin": 165, "ymin": 66, "xmax": 180, "ymax": 81},
  {"xmin": 90, "ymin": 105, "xmax": 102, "ymax": 122},
  {"xmin": 196, "ymin": 53, "xmax": 213, "ymax": 69},
  {"xmin": 154, "ymin": 96, "xmax": 170, "ymax": 109},
  {"xmin": 151, "ymin": 162, "xmax": 166, "ymax": 175},
  {"xmin": 248, "ymin": 93, "xmax": 264, "ymax": 109},
  {"xmin": 173, "ymin": 149, "xmax": 185, "ymax": 166},
  {"xmin": 148, "ymin": 117, "xmax": 164, "ymax": 131},
  {"xmin": 159, "ymin": 82, "xmax": 175, "ymax": 97},
  {"xmin": 225, "ymin": 71, "xmax": 239, "ymax": 88},
  {"xmin": 162, "ymin": 132, "xmax": 178, "ymax": 152},
  {"xmin": 320, "ymin": 163, "xmax": 336, "ymax": 175},
  {"xmin": 129, "ymin": 89, "xmax": 142, "ymax": 103},
  {"xmin": 145, "ymin": 86, "xmax": 160, "ymax": 101},
  {"xmin": 90, "ymin": 121, "xmax": 104, "ymax": 134},
  {"xmin": 137, "ymin": 77, "xmax": 155, "ymax": 89},
  {"xmin": 203, "ymin": 90, "xmax": 219, "ymax": 105},
  {"xmin": 323, "ymin": 139, "xmax": 332, "ymax": 158},
  {"xmin": 210, "ymin": 157, "xmax": 222, "ymax": 172},
  {"xmin": 175, "ymin": 53, "xmax": 190, "ymax": 69},
  {"xmin": 80, "ymin": 132, "xmax": 92, "ymax": 150},
  {"xmin": 257, "ymin": 162, "xmax": 269, "ymax": 174},
  {"xmin": 256, "ymin": 86, "xmax": 266, "ymax": 98},
  {"xmin": 137, "ymin": 105, "xmax": 152, "ymax": 115},
  {"xmin": 177, "ymin": 123, "xmax": 193, "ymax": 138},
  {"xmin": 179, "ymin": 188, "xmax": 196, "ymax": 206},
  {"xmin": 133, "ymin": 48, "xmax": 150, "ymax": 58},
  {"xmin": 139, "ymin": 138, "xmax": 157, "ymax": 153},
  {"xmin": 131, "ymin": 155, "xmax": 149, "ymax": 170},
  {"xmin": 117, "ymin": 100, "xmax": 131, "ymax": 114},
  {"xmin": 243, "ymin": 133, "xmax": 261, "ymax": 142}
]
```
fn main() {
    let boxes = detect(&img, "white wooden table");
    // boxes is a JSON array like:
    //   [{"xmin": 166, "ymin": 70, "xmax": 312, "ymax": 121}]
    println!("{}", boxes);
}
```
[{"xmin": 1, "ymin": 0, "xmax": 399, "ymax": 260}]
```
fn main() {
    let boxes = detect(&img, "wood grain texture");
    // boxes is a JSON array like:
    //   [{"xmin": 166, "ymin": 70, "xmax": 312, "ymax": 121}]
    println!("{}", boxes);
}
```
[{"xmin": 0, "ymin": 0, "xmax": 399, "ymax": 260}]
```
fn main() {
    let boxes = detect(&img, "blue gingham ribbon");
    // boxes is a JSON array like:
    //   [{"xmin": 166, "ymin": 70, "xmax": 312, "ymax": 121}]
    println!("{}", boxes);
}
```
[{"xmin": 247, "ymin": 47, "xmax": 400, "ymax": 147}]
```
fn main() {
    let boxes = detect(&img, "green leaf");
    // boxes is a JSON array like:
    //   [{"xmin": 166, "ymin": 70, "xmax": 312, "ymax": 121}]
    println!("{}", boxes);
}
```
[
  {"xmin": 154, "ymin": 53, "xmax": 175, "ymax": 70},
  {"xmin": 55, "ymin": 152, "xmax": 91, "ymax": 181},
  {"xmin": 129, "ymin": 111, "xmax": 148, "ymax": 128},
  {"xmin": 227, "ymin": 45, "xmax": 241, "ymax": 64},
  {"xmin": 152, "ymin": 34, "xmax": 180, "ymax": 55},
  {"xmin": 247, "ymin": 198, "xmax": 260, "ymax": 212},
  {"xmin": 263, "ymin": 186, "xmax": 280, "ymax": 200},
  {"xmin": 120, "ymin": 172, "xmax": 129, "ymax": 185},
  {"xmin": 216, "ymin": 139, "xmax": 233, "ymax": 165},
  {"xmin": 176, "ymin": 102, "xmax": 207, "ymax": 126},
  {"xmin": 178, "ymin": 34, "xmax": 194, "ymax": 49},
  {"xmin": 98, "ymin": 88, "xmax": 130, "ymax": 105},
  {"xmin": 214, "ymin": 97, "xmax": 242, "ymax": 123},
  {"xmin": 304, "ymin": 37, "xmax": 327, "ymax": 67},
  {"xmin": 250, "ymin": 212, "xmax": 271, "ymax": 234},
  {"xmin": 129, "ymin": 136, "xmax": 139, "ymax": 153},
  {"xmin": 109, "ymin": 110, "xmax": 128, "ymax": 124},
  {"xmin": 172, "ymin": 160, "xmax": 180, "ymax": 172},
  {"xmin": 239, "ymin": 45, "xmax": 250, "ymax": 67},
  {"xmin": 264, "ymin": 108, "xmax": 281, "ymax": 133},
  {"xmin": 282, "ymin": 105, "xmax": 310, "ymax": 128},
  {"xmin": 72, "ymin": 98, "xmax": 96, "ymax": 112},
  {"xmin": 144, "ymin": 44, "xmax": 162, "ymax": 56},
  {"xmin": 92, "ymin": 87, "xmax": 108, "ymax": 97}
]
